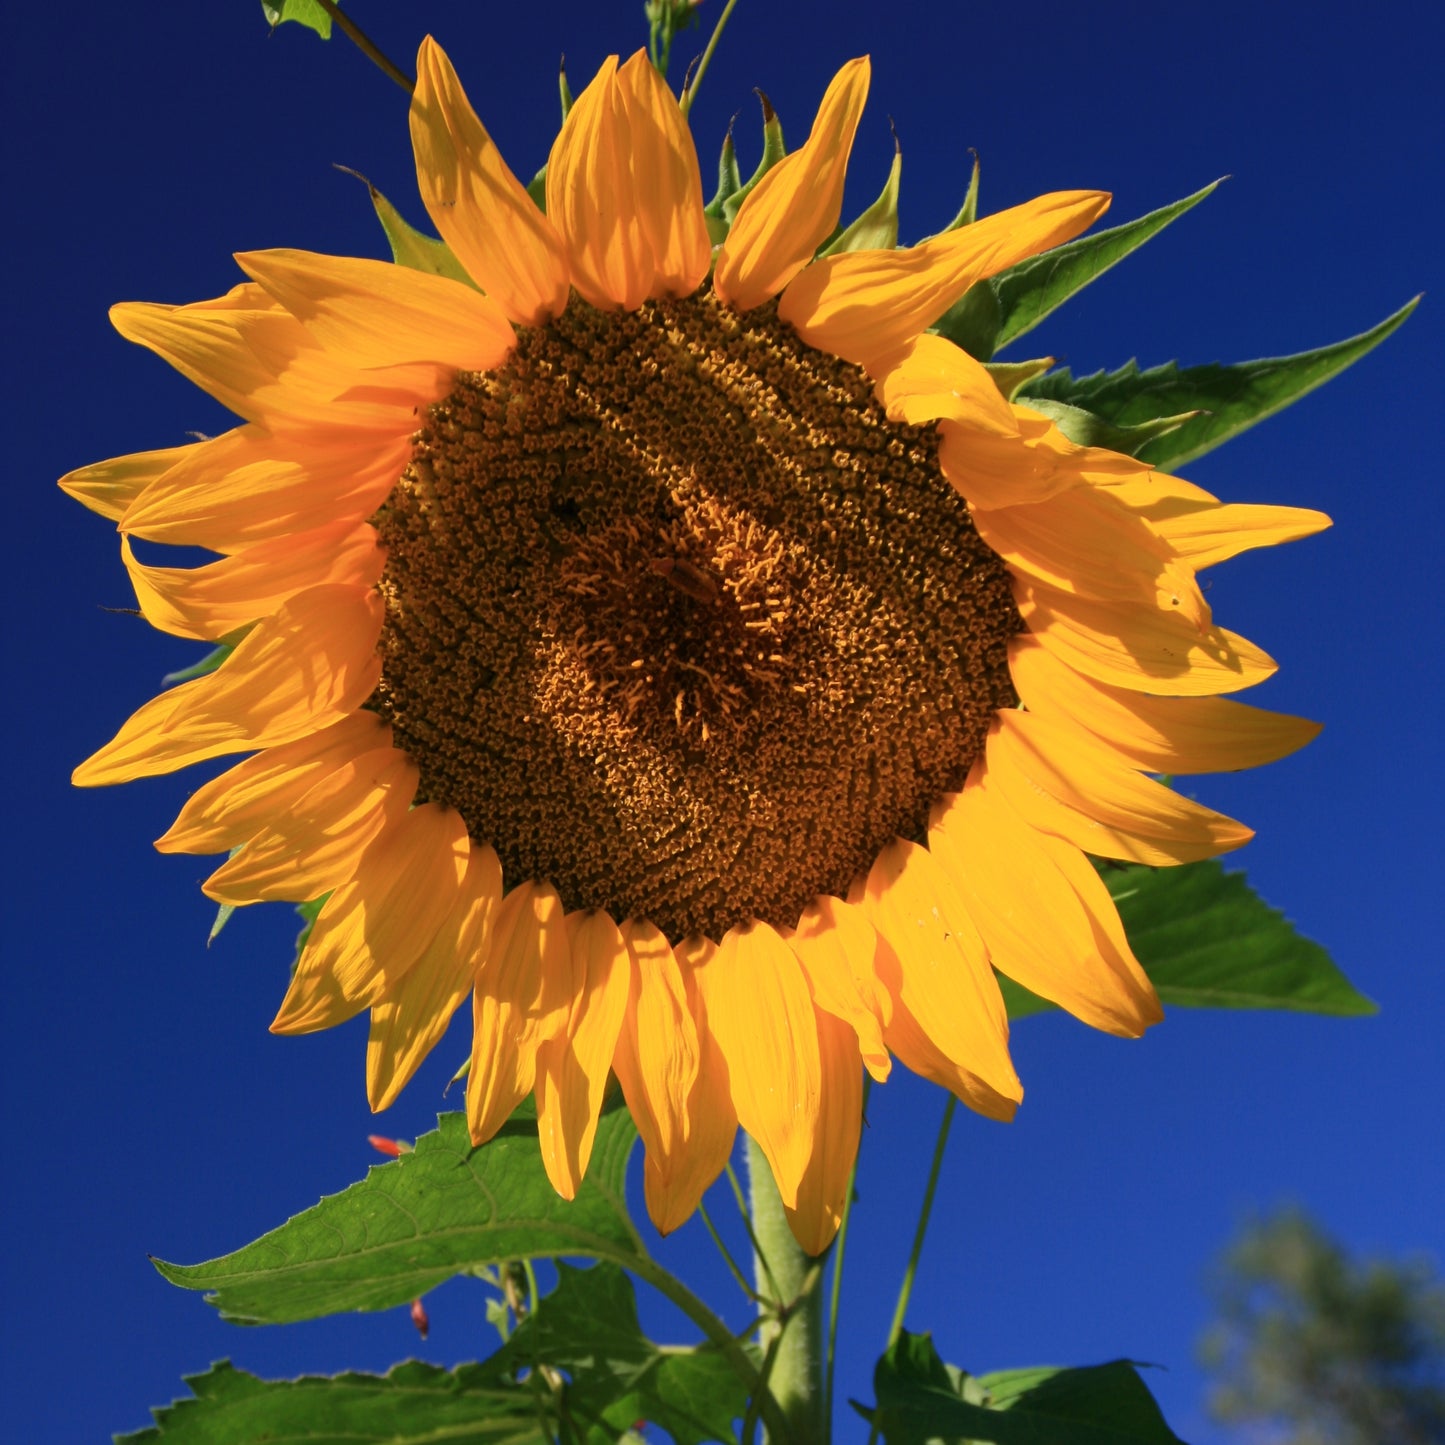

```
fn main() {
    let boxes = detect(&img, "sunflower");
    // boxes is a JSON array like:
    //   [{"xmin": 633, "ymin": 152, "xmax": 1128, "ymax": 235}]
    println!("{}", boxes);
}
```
[{"xmin": 63, "ymin": 40, "xmax": 1328, "ymax": 1253}]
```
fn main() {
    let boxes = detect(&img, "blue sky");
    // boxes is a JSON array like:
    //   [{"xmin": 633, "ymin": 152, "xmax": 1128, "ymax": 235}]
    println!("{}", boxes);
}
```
[{"xmin": 5, "ymin": 2, "xmax": 1442, "ymax": 1440}]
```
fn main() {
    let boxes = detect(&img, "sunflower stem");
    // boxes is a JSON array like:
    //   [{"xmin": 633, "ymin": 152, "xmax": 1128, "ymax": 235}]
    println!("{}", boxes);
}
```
[
  {"xmin": 313, "ymin": 0, "xmax": 415, "ymax": 95},
  {"xmin": 746, "ymin": 1134, "xmax": 825, "ymax": 1445},
  {"xmin": 824, "ymin": 1075, "xmax": 870, "ymax": 1439},
  {"xmin": 679, "ymin": 0, "xmax": 740, "ymax": 117},
  {"xmin": 885, "ymin": 1094, "xmax": 956, "ymax": 1350}
]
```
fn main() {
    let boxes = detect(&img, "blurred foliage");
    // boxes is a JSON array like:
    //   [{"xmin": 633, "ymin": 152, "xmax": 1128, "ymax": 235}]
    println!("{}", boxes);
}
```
[{"xmin": 1199, "ymin": 1208, "xmax": 1445, "ymax": 1445}]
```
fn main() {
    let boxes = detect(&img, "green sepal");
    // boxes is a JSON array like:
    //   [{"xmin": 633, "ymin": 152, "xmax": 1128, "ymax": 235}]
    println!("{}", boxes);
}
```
[
  {"xmin": 704, "ymin": 125, "xmax": 743, "ymax": 244},
  {"xmin": 996, "ymin": 860, "xmax": 1376, "ymax": 1021},
  {"xmin": 820, "ymin": 140, "xmax": 902, "ymax": 256},
  {"xmin": 983, "ymin": 356, "xmax": 1056, "ymax": 401},
  {"xmin": 1019, "ymin": 396, "xmax": 1200, "ymax": 456},
  {"xmin": 150, "ymin": 1104, "xmax": 642, "ymax": 1324},
  {"xmin": 938, "ymin": 150, "xmax": 980, "ymax": 233},
  {"xmin": 527, "ymin": 166, "xmax": 548, "ymax": 213},
  {"xmin": 931, "ymin": 180, "xmax": 1222, "ymax": 360},
  {"xmin": 559, "ymin": 60, "xmax": 574, "ymax": 122},
  {"xmin": 260, "ymin": 0, "xmax": 335, "ymax": 40},
  {"xmin": 292, "ymin": 894, "xmax": 329, "ymax": 967},
  {"xmin": 864, "ymin": 1330, "xmax": 1184, "ymax": 1444},
  {"xmin": 1018, "ymin": 295, "xmax": 1420, "ymax": 470},
  {"xmin": 336, "ymin": 167, "xmax": 473, "ymax": 286},
  {"xmin": 161, "ymin": 624, "xmax": 253, "ymax": 689},
  {"xmin": 722, "ymin": 93, "xmax": 785, "ymax": 224},
  {"xmin": 932, "ymin": 280, "xmax": 1002, "ymax": 361}
]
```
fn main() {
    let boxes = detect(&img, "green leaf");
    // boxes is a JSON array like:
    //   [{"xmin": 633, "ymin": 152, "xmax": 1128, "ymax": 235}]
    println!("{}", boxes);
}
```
[
  {"xmin": 1017, "ymin": 397, "xmax": 1199, "ymax": 457},
  {"xmin": 1018, "ymin": 296, "xmax": 1419, "ymax": 470},
  {"xmin": 153, "ymin": 1106, "xmax": 643, "ymax": 1324},
  {"xmin": 998, "ymin": 860, "xmax": 1375, "ymax": 1020},
  {"xmin": 494, "ymin": 1262, "xmax": 748, "ymax": 1445},
  {"xmin": 931, "ymin": 182, "xmax": 1220, "ymax": 360},
  {"xmin": 868, "ymin": 1330, "xmax": 1183, "ymax": 1444},
  {"xmin": 260, "ymin": 0, "xmax": 336, "ymax": 40},
  {"xmin": 116, "ymin": 1358, "xmax": 546, "ymax": 1445},
  {"xmin": 995, "ymin": 180, "xmax": 1222, "ymax": 351}
]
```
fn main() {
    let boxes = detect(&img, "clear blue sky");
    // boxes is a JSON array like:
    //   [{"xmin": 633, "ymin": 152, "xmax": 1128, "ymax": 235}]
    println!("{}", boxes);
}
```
[{"xmin": 5, "ymin": 2, "xmax": 1441, "ymax": 1440}]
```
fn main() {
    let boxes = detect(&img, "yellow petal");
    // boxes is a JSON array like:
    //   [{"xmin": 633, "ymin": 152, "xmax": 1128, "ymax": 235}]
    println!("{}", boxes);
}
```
[
  {"xmin": 973, "ymin": 482, "xmax": 1210, "ymax": 630},
  {"xmin": 642, "ymin": 934, "xmax": 738, "ymax": 1235},
  {"xmin": 1008, "ymin": 636, "xmax": 1321, "ymax": 774},
  {"xmin": 410, "ymin": 37, "xmax": 570, "ymax": 325},
  {"xmin": 783, "ymin": 1009, "xmax": 863, "ymax": 1256},
  {"xmin": 547, "ymin": 56, "xmax": 653, "ymax": 309},
  {"xmin": 368, "ymin": 843, "xmax": 503, "ymax": 1112},
  {"xmin": 615, "ymin": 52, "xmax": 711, "ymax": 298},
  {"xmin": 535, "ymin": 909, "xmax": 632, "ymax": 1200},
  {"xmin": 612, "ymin": 920, "xmax": 700, "ymax": 1164},
  {"xmin": 986, "ymin": 710, "xmax": 1253, "ymax": 866},
  {"xmin": 779, "ymin": 190, "xmax": 1110, "ymax": 369},
  {"xmin": 858, "ymin": 838, "xmax": 1021, "ymax": 1117},
  {"xmin": 59, "ymin": 441, "xmax": 199, "ymax": 522},
  {"xmin": 929, "ymin": 769, "xmax": 1160, "ymax": 1036},
  {"xmin": 73, "ymin": 584, "xmax": 384, "ymax": 786},
  {"xmin": 236, "ymin": 248, "xmax": 515, "ymax": 373},
  {"xmin": 713, "ymin": 58, "xmax": 871, "ymax": 311},
  {"xmin": 156, "ymin": 711, "xmax": 392, "ymax": 855},
  {"xmin": 784, "ymin": 899, "xmax": 891, "ymax": 1081},
  {"xmin": 203, "ymin": 746, "xmax": 417, "ymax": 904},
  {"xmin": 1016, "ymin": 580, "xmax": 1278, "ymax": 697},
  {"xmin": 1153, "ymin": 502, "xmax": 1332, "ymax": 571},
  {"xmin": 468, "ymin": 881, "xmax": 572, "ymax": 1146},
  {"xmin": 120, "ymin": 426, "xmax": 411, "ymax": 554},
  {"xmin": 874, "ymin": 333, "xmax": 1019, "ymax": 437},
  {"xmin": 695, "ymin": 921, "xmax": 822, "ymax": 1210},
  {"xmin": 272, "ymin": 803, "xmax": 470, "ymax": 1033},
  {"xmin": 122, "ymin": 521, "xmax": 384, "ymax": 641}
]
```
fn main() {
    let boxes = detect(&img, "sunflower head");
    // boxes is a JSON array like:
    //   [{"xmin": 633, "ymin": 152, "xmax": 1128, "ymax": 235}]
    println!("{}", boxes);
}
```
[{"xmin": 62, "ymin": 37, "xmax": 1328, "ymax": 1253}]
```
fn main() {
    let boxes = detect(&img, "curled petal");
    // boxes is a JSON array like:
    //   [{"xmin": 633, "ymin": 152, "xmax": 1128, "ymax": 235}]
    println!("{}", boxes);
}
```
[
  {"xmin": 929, "ymin": 770, "xmax": 1161, "ymax": 1036},
  {"xmin": 467, "ymin": 881, "xmax": 572, "ymax": 1146},
  {"xmin": 203, "ymin": 746, "xmax": 417, "ymax": 904},
  {"xmin": 122, "ymin": 521, "xmax": 384, "ymax": 641},
  {"xmin": 780, "ymin": 190, "xmax": 1110, "ymax": 370},
  {"xmin": 547, "ymin": 57, "xmax": 652, "ymax": 309},
  {"xmin": 156, "ymin": 711, "xmax": 392, "ymax": 855},
  {"xmin": 73, "ymin": 585, "xmax": 384, "ymax": 786},
  {"xmin": 713, "ymin": 58, "xmax": 871, "ymax": 311},
  {"xmin": 694, "ymin": 921, "xmax": 821, "ymax": 1209},
  {"xmin": 857, "ymin": 839, "xmax": 1020, "ymax": 1119},
  {"xmin": 409, "ymin": 37, "xmax": 570, "ymax": 324},
  {"xmin": 368, "ymin": 844, "xmax": 503, "ymax": 1112},
  {"xmin": 1009, "ymin": 636, "xmax": 1320, "ymax": 773},
  {"xmin": 986, "ymin": 710, "xmax": 1253, "ymax": 866},
  {"xmin": 1153, "ymin": 501, "xmax": 1332, "ymax": 571},
  {"xmin": 272, "ymin": 804, "xmax": 470, "ymax": 1033},
  {"xmin": 615, "ymin": 52, "xmax": 711, "ymax": 297},
  {"xmin": 536, "ymin": 909, "xmax": 633, "ymax": 1200}
]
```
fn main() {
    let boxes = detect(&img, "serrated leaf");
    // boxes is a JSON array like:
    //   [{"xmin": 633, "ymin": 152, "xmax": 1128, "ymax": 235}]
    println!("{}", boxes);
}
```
[
  {"xmin": 153, "ymin": 1106, "xmax": 643, "ymax": 1324},
  {"xmin": 117, "ymin": 1358, "xmax": 545, "ymax": 1445},
  {"xmin": 931, "ymin": 183, "xmax": 1219, "ymax": 361},
  {"xmin": 868, "ymin": 1330, "xmax": 1184, "ymax": 1444},
  {"xmin": 261, "ymin": 0, "xmax": 336, "ymax": 40},
  {"xmin": 495, "ymin": 1262, "xmax": 748, "ymax": 1445},
  {"xmin": 1019, "ymin": 397, "xmax": 1199, "ymax": 457},
  {"xmin": 997, "ymin": 860, "xmax": 1374, "ymax": 1021},
  {"xmin": 995, "ymin": 180, "xmax": 1221, "ymax": 351},
  {"xmin": 1018, "ymin": 296, "xmax": 1418, "ymax": 469}
]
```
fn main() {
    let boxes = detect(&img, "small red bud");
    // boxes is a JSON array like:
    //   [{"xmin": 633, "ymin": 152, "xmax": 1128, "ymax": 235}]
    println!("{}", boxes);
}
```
[
  {"xmin": 368, "ymin": 1134, "xmax": 413, "ymax": 1157},
  {"xmin": 411, "ymin": 1297, "xmax": 430, "ymax": 1340}
]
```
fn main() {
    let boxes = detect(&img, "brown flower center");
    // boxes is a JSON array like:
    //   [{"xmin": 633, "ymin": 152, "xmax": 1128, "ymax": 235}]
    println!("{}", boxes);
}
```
[{"xmin": 371, "ymin": 291, "xmax": 1021, "ymax": 939}]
